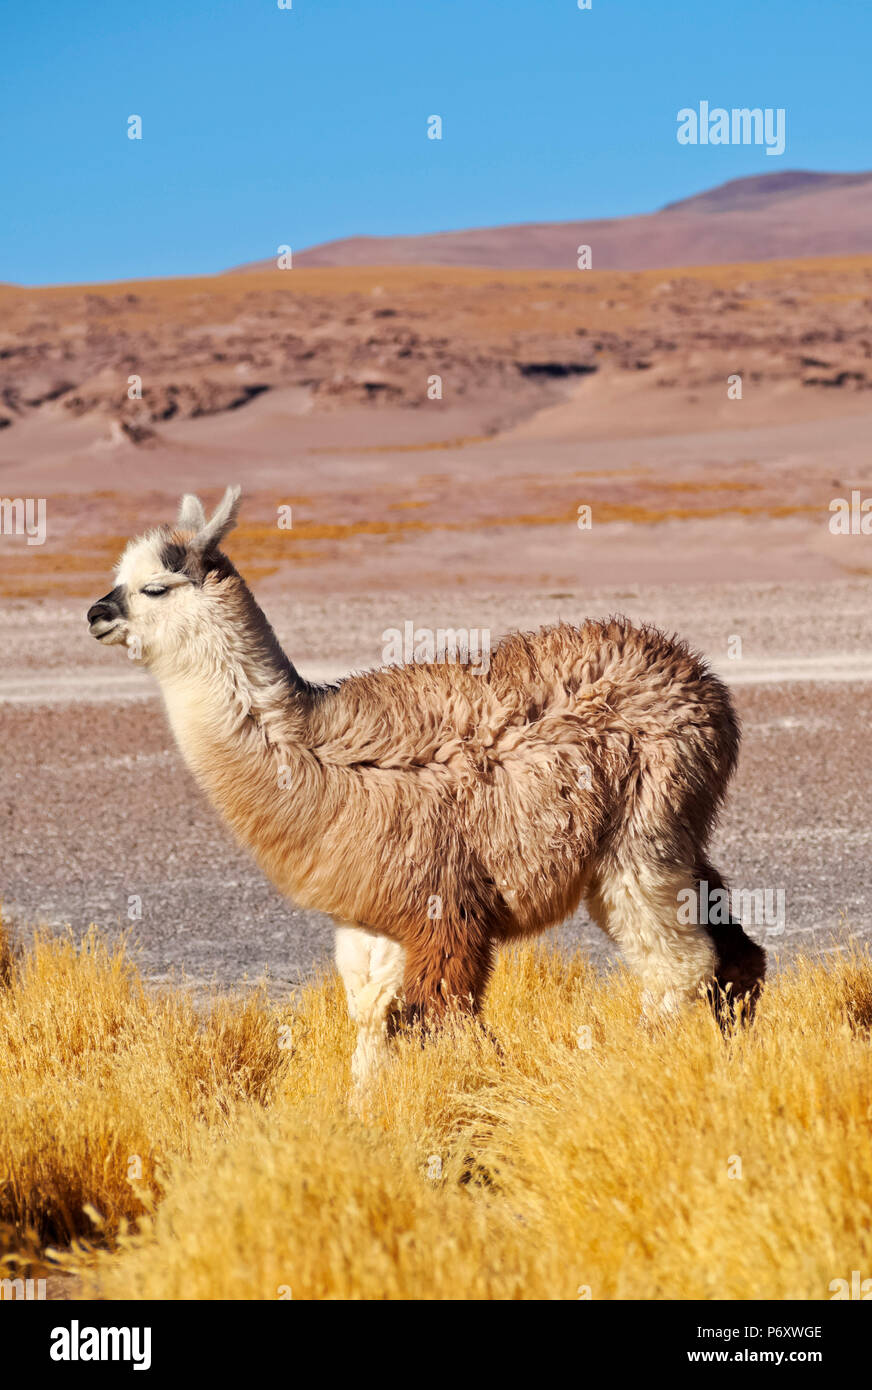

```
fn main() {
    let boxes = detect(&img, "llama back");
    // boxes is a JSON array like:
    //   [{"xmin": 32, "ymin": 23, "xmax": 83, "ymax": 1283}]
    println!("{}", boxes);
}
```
[
  {"xmin": 542, "ymin": 619, "xmax": 739, "ymax": 874},
  {"xmin": 489, "ymin": 619, "xmax": 738, "ymax": 787}
]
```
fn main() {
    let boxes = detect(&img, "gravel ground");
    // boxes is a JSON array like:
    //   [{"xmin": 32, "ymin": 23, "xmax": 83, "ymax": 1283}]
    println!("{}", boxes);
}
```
[{"xmin": 2, "ymin": 580, "xmax": 871, "ymax": 996}]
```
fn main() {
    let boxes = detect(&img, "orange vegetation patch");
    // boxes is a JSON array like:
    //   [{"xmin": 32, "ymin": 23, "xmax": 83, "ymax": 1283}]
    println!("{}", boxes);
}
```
[
  {"xmin": 309, "ymin": 435, "xmax": 493, "ymax": 455},
  {"xmin": 0, "ymin": 463, "xmax": 829, "ymax": 602},
  {"xmin": 3, "ymin": 253, "xmax": 872, "ymax": 345}
]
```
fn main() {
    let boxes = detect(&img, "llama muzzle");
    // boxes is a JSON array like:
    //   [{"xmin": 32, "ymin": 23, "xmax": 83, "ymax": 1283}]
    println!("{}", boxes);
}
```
[{"xmin": 87, "ymin": 586, "xmax": 128, "ymax": 637}]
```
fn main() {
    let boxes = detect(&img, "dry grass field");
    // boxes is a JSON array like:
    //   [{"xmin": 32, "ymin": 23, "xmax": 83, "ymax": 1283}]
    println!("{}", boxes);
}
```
[{"xmin": 1, "ymin": 915, "xmax": 871, "ymax": 1300}]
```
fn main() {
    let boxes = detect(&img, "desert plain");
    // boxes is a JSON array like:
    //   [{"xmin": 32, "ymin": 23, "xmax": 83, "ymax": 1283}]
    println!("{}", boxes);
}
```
[{"xmin": 1, "ymin": 252, "xmax": 871, "ymax": 990}]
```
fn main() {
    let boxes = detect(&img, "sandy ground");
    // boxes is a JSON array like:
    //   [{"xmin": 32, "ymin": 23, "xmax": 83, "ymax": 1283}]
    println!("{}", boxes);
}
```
[
  {"xmin": 1, "ymin": 580, "xmax": 870, "ymax": 996},
  {"xmin": 3, "ymin": 388, "xmax": 872, "ymax": 606}
]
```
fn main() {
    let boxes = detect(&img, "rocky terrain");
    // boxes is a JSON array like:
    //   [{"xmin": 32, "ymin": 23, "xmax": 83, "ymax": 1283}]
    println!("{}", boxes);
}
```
[{"xmin": 1, "ymin": 255, "xmax": 871, "ymax": 447}]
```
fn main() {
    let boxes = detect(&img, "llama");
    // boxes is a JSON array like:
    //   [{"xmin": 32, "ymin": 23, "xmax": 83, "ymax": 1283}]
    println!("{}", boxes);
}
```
[{"xmin": 87, "ymin": 488, "xmax": 765, "ymax": 1083}]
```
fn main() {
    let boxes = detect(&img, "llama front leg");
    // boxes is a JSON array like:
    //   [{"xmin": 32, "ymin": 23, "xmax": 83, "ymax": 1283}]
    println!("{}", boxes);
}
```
[
  {"xmin": 586, "ymin": 863, "xmax": 717, "ymax": 1016},
  {"xmin": 334, "ymin": 925, "xmax": 405, "ymax": 1087},
  {"xmin": 401, "ymin": 923, "xmax": 494, "ymax": 1024}
]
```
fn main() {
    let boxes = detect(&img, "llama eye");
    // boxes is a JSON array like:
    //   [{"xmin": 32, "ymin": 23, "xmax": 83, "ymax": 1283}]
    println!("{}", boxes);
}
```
[{"xmin": 142, "ymin": 584, "xmax": 168, "ymax": 597}]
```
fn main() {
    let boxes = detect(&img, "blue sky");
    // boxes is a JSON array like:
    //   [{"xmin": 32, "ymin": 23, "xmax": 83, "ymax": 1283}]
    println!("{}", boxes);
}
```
[{"xmin": 2, "ymin": 0, "xmax": 869, "ymax": 285}]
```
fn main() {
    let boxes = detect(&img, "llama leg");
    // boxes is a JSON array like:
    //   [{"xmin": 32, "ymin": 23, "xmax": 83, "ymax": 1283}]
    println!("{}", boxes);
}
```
[
  {"xmin": 401, "ymin": 925, "xmax": 494, "ymax": 1025},
  {"xmin": 334, "ymin": 925, "xmax": 405, "ymax": 1086},
  {"xmin": 586, "ymin": 863, "xmax": 717, "ymax": 1016},
  {"xmin": 696, "ymin": 860, "xmax": 767, "ymax": 1023}
]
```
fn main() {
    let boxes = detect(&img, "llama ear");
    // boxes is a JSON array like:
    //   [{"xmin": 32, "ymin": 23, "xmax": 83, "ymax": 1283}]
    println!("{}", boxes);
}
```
[
  {"xmin": 191, "ymin": 485, "xmax": 242, "ymax": 554},
  {"xmin": 177, "ymin": 493, "xmax": 207, "ymax": 531}
]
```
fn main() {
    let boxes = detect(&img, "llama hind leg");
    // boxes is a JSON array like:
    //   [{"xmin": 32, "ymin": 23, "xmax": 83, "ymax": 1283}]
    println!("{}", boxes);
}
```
[
  {"xmin": 696, "ymin": 860, "xmax": 767, "ymax": 1022},
  {"xmin": 335, "ymin": 925, "xmax": 405, "ymax": 1087},
  {"xmin": 586, "ymin": 863, "xmax": 716, "ymax": 1016}
]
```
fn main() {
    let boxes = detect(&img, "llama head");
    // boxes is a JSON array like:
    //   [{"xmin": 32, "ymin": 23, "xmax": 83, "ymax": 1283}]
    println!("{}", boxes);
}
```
[{"xmin": 86, "ymin": 487, "xmax": 242, "ymax": 665}]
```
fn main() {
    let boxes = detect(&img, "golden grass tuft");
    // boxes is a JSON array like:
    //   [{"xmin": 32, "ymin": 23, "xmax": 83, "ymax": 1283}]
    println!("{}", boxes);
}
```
[
  {"xmin": 0, "ymin": 919, "xmax": 289, "ymax": 1257},
  {"xmin": 1, "ymin": 913, "xmax": 871, "ymax": 1299}
]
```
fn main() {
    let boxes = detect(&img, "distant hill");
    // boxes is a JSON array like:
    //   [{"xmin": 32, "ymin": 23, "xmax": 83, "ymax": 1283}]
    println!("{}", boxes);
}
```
[
  {"xmin": 659, "ymin": 169, "xmax": 872, "ymax": 214},
  {"xmin": 227, "ymin": 170, "xmax": 872, "ymax": 273}
]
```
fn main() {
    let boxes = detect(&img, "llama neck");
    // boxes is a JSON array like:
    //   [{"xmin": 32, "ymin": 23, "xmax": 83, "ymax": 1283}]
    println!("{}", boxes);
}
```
[
  {"xmin": 152, "ymin": 584, "xmax": 313, "ymax": 831},
  {"xmin": 155, "ymin": 583, "xmax": 303, "ymax": 716}
]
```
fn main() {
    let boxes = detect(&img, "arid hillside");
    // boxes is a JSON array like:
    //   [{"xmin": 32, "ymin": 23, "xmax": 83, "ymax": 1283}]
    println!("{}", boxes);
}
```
[
  {"xmin": 1, "ymin": 254, "xmax": 871, "ymax": 441},
  {"xmin": 1, "ymin": 254, "xmax": 872, "ymax": 601},
  {"xmin": 229, "ymin": 170, "xmax": 872, "ymax": 271}
]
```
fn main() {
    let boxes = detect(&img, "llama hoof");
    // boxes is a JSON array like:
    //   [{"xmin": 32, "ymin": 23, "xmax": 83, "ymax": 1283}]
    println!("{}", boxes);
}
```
[
  {"xmin": 640, "ymin": 984, "xmax": 699, "ymax": 1020},
  {"xmin": 707, "ymin": 977, "xmax": 764, "ymax": 1031},
  {"xmin": 349, "ymin": 1011, "xmax": 396, "ymax": 1087},
  {"xmin": 348, "ymin": 1084, "xmax": 375, "ymax": 1119},
  {"xmin": 348, "ymin": 1062, "xmax": 385, "ymax": 1116},
  {"xmin": 478, "ymin": 1019, "xmax": 504, "ymax": 1060},
  {"xmin": 707, "ymin": 928, "xmax": 767, "ymax": 1029}
]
